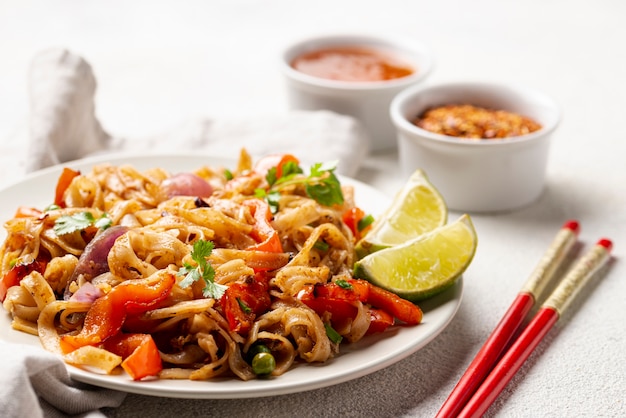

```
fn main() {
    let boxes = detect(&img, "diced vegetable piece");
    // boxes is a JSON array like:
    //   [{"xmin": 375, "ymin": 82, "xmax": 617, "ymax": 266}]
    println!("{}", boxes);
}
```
[
  {"xmin": 60, "ymin": 271, "xmax": 176, "ymax": 353},
  {"xmin": 104, "ymin": 333, "xmax": 163, "ymax": 380},
  {"xmin": 54, "ymin": 167, "xmax": 80, "ymax": 207}
]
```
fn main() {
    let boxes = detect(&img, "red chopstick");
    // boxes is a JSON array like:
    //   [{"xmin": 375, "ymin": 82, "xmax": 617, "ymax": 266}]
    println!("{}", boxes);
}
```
[
  {"xmin": 457, "ymin": 238, "xmax": 613, "ymax": 418},
  {"xmin": 435, "ymin": 220, "xmax": 580, "ymax": 418}
]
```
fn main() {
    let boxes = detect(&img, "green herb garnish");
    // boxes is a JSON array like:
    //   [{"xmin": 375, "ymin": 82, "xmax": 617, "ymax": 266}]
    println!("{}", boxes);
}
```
[
  {"xmin": 325, "ymin": 323, "xmax": 343, "ymax": 344},
  {"xmin": 178, "ymin": 240, "xmax": 227, "ymax": 299},
  {"xmin": 237, "ymin": 297, "xmax": 252, "ymax": 314},
  {"xmin": 357, "ymin": 214, "xmax": 375, "ymax": 231},
  {"xmin": 53, "ymin": 212, "xmax": 112, "ymax": 235},
  {"xmin": 265, "ymin": 168, "xmax": 278, "ymax": 188},
  {"xmin": 254, "ymin": 189, "xmax": 282, "ymax": 214},
  {"xmin": 304, "ymin": 161, "xmax": 344, "ymax": 206},
  {"xmin": 279, "ymin": 160, "xmax": 303, "ymax": 179},
  {"xmin": 265, "ymin": 160, "xmax": 344, "ymax": 207},
  {"xmin": 313, "ymin": 240, "xmax": 330, "ymax": 252},
  {"xmin": 265, "ymin": 190, "xmax": 282, "ymax": 214},
  {"xmin": 335, "ymin": 279, "xmax": 353, "ymax": 290}
]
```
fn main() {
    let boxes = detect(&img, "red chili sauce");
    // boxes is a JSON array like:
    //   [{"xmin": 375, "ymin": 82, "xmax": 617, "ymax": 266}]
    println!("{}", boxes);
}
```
[{"xmin": 291, "ymin": 46, "xmax": 414, "ymax": 82}]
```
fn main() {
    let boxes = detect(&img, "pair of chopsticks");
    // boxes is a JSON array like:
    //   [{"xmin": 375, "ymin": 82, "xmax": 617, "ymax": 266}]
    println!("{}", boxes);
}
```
[{"xmin": 436, "ymin": 220, "xmax": 613, "ymax": 418}]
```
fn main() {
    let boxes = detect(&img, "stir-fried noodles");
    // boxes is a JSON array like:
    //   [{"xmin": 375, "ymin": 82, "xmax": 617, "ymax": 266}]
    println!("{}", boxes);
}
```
[{"xmin": 0, "ymin": 150, "xmax": 421, "ymax": 381}]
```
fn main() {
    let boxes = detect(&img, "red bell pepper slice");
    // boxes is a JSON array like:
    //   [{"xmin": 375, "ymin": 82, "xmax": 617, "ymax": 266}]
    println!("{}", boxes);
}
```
[
  {"xmin": 299, "ymin": 278, "xmax": 422, "ymax": 335},
  {"xmin": 343, "ymin": 207, "xmax": 365, "ymax": 240},
  {"xmin": 298, "ymin": 283, "xmax": 359, "ymax": 332},
  {"xmin": 243, "ymin": 199, "xmax": 283, "ymax": 253},
  {"xmin": 0, "ymin": 256, "xmax": 48, "ymax": 302},
  {"xmin": 60, "ymin": 272, "xmax": 176, "ymax": 353},
  {"xmin": 221, "ymin": 274, "xmax": 272, "ymax": 334},
  {"xmin": 342, "ymin": 207, "xmax": 373, "ymax": 241},
  {"xmin": 54, "ymin": 167, "xmax": 81, "ymax": 208},
  {"xmin": 365, "ymin": 308, "xmax": 395, "ymax": 335},
  {"xmin": 253, "ymin": 154, "xmax": 300, "ymax": 179},
  {"xmin": 103, "ymin": 333, "xmax": 163, "ymax": 380},
  {"xmin": 312, "ymin": 278, "xmax": 370, "ymax": 302},
  {"xmin": 122, "ymin": 314, "xmax": 163, "ymax": 334},
  {"xmin": 366, "ymin": 284, "xmax": 423, "ymax": 325}
]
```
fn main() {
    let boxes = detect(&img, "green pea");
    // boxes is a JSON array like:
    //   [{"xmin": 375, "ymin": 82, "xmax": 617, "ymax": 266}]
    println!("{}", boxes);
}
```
[
  {"xmin": 247, "ymin": 343, "xmax": 271, "ymax": 362},
  {"xmin": 252, "ymin": 352, "xmax": 276, "ymax": 376}
]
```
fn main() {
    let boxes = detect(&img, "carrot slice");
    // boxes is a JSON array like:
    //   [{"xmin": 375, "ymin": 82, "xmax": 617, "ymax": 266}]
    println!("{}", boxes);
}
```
[{"xmin": 54, "ymin": 167, "xmax": 80, "ymax": 207}]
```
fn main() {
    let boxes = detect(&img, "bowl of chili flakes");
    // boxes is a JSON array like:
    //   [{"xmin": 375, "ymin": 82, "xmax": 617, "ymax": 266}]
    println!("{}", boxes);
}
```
[{"xmin": 390, "ymin": 81, "xmax": 561, "ymax": 213}]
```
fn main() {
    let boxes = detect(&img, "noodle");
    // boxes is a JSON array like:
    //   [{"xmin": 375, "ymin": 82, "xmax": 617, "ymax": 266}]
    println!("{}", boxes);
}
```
[{"xmin": 0, "ymin": 150, "xmax": 421, "ymax": 381}]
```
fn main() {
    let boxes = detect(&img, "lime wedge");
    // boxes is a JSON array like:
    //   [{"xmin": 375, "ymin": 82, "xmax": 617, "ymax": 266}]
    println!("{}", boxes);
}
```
[
  {"xmin": 353, "ymin": 214, "xmax": 477, "ymax": 302},
  {"xmin": 355, "ymin": 169, "xmax": 447, "ymax": 259}
]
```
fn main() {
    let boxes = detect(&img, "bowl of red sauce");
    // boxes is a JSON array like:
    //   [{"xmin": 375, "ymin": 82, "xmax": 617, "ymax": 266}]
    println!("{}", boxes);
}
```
[
  {"xmin": 390, "ymin": 82, "xmax": 561, "ymax": 212},
  {"xmin": 281, "ymin": 33, "xmax": 433, "ymax": 151}
]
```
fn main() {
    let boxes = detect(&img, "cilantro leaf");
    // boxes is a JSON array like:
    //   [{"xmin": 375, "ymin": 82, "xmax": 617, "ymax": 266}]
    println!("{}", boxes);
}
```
[
  {"xmin": 178, "ymin": 266, "xmax": 202, "ymax": 289},
  {"xmin": 177, "ymin": 240, "xmax": 227, "ymax": 299},
  {"xmin": 254, "ymin": 189, "xmax": 283, "ymax": 215},
  {"xmin": 265, "ymin": 190, "xmax": 281, "ymax": 214},
  {"xmin": 53, "ymin": 212, "xmax": 112, "ymax": 236},
  {"xmin": 281, "ymin": 161, "xmax": 303, "ymax": 177},
  {"xmin": 254, "ymin": 188, "xmax": 266, "ymax": 199},
  {"xmin": 265, "ymin": 160, "xmax": 344, "ymax": 207},
  {"xmin": 265, "ymin": 167, "xmax": 278, "ymax": 187},
  {"xmin": 203, "ymin": 281, "xmax": 227, "ymax": 300},
  {"xmin": 309, "ymin": 161, "xmax": 337, "ymax": 177},
  {"xmin": 305, "ymin": 161, "xmax": 344, "ymax": 205},
  {"xmin": 94, "ymin": 215, "xmax": 113, "ymax": 230}
]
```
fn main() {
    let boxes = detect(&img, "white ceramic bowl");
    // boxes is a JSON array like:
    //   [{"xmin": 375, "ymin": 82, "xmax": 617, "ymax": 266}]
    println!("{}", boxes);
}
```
[
  {"xmin": 390, "ymin": 82, "xmax": 561, "ymax": 213},
  {"xmin": 281, "ymin": 33, "xmax": 433, "ymax": 152}
]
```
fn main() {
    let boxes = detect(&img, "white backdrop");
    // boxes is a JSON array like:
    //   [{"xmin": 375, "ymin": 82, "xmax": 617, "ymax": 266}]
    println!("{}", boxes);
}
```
[{"xmin": 0, "ymin": 1, "xmax": 624, "ymax": 417}]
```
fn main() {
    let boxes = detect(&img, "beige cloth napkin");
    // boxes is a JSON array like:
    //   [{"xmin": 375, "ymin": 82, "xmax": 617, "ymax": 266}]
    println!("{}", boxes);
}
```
[
  {"xmin": 0, "ymin": 340, "xmax": 125, "ymax": 418},
  {"xmin": 1, "ymin": 48, "xmax": 370, "ymax": 417}
]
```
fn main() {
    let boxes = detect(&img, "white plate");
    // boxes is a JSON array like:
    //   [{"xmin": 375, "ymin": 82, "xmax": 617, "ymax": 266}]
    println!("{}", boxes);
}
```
[{"xmin": 0, "ymin": 153, "xmax": 462, "ymax": 399}]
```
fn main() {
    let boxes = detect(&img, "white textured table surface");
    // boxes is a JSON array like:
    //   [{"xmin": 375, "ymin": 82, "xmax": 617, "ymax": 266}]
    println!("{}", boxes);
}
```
[{"xmin": 1, "ymin": 1, "xmax": 625, "ymax": 417}]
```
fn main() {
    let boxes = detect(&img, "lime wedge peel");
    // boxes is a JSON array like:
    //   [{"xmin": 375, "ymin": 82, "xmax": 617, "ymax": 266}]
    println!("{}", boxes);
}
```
[
  {"xmin": 355, "ymin": 169, "xmax": 448, "ymax": 259},
  {"xmin": 353, "ymin": 214, "xmax": 477, "ymax": 302}
]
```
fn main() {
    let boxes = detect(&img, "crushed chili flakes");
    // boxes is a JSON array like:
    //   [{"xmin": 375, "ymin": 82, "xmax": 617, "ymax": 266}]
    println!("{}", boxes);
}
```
[{"xmin": 413, "ymin": 104, "xmax": 542, "ymax": 139}]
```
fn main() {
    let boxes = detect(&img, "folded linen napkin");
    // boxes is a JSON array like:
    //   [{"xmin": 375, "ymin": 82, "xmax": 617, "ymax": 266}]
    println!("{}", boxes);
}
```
[
  {"xmin": 2, "ymin": 48, "xmax": 370, "ymax": 417},
  {"xmin": 26, "ymin": 48, "xmax": 370, "ymax": 176},
  {"xmin": 0, "ymin": 340, "xmax": 126, "ymax": 418}
]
